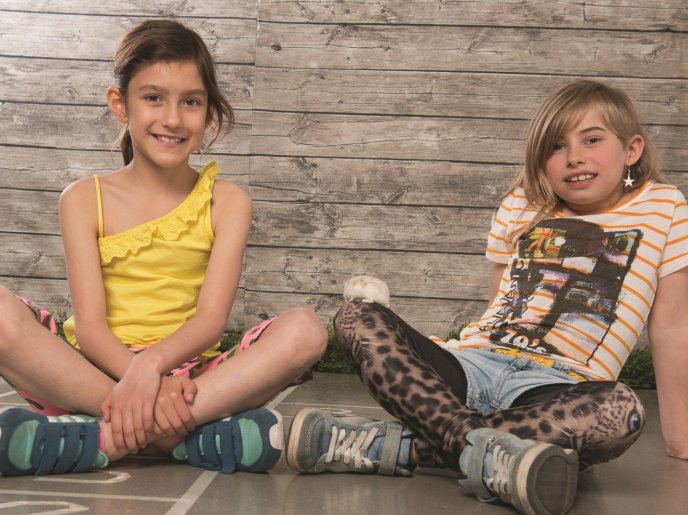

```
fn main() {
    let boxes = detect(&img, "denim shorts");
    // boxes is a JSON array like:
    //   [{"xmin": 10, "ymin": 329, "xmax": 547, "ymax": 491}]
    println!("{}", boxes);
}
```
[{"xmin": 449, "ymin": 347, "xmax": 580, "ymax": 416}]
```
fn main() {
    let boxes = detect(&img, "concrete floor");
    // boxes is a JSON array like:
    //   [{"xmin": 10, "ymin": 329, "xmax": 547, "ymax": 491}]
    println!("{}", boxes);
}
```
[{"xmin": 0, "ymin": 373, "xmax": 687, "ymax": 514}]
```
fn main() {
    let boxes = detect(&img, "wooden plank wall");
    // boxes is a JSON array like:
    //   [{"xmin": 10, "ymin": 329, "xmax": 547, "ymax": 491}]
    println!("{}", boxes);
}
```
[{"xmin": 1, "ymin": 1, "xmax": 686, "ymax": 336}]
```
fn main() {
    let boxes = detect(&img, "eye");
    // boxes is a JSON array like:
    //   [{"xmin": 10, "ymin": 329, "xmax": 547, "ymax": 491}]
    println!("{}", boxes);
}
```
[
  {"xmin": 586, "ymin": 136, "xmax": 601, "ymax": 144},
  {"xmin": 551, "ymin": 143, "xmax": 565, "ymax": 152},
  {"xmin": 627, "ymin": 409, "xmax": 642, "ymax": 432},
  {"xmin": 144, "ymin": 94, "xmax": 161, "ymax": 103},
  {"xmin": 184, "ymin": 98, "xmax": 202, "ymax": 107}
]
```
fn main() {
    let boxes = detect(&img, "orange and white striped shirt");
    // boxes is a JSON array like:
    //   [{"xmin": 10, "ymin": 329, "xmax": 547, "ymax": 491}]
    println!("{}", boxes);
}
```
[{"xmin": 441, "ymin": 182, "xmax": 688, "ymax": 381}]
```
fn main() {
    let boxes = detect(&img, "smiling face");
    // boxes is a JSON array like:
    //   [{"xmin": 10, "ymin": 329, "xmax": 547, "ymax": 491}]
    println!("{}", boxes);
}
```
[
  {"xmin": 108, "ymin": 60, "xmax": 209, "ymax": 172},
  {"xmin": 544, "ymin": 108, "xmax": 644, "ymax": 216}
]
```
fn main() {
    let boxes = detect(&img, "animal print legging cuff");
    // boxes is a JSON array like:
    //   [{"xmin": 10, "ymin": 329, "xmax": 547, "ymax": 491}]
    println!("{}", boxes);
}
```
[{"xmin": 333, "ymin": 300, "xmax": 645, "ymax": 471}]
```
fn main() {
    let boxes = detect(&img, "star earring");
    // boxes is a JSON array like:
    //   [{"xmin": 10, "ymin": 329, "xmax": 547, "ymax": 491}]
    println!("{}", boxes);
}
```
[{"xmin": 623, "ymin": 166, "xmax": 635, "ymax": 188}]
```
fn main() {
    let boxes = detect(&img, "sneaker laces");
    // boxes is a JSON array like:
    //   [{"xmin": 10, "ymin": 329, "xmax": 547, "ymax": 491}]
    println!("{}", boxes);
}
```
[
  {"xmin": 485, "ymin": 441, "xmax": 512, "ymax": 498},
  {"xmin": 325, "ymin": 424, "xmax": 380, "ymax": 471}
]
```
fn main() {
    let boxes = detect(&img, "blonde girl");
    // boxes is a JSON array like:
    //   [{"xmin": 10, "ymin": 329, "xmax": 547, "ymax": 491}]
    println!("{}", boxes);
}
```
[{"xmin": 286, "ymin": 80, "xmax": 688, "ymax": 515}]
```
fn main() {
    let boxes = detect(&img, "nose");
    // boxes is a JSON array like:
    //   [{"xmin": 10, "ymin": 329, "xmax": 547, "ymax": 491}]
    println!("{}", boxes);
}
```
[
  {"xmin": 566, "ymin": 144, "xmax": 584, "ymax": 167},
  {"xmin": 162, "ymin": 104, "xmax": 182, "ymax": 128}
]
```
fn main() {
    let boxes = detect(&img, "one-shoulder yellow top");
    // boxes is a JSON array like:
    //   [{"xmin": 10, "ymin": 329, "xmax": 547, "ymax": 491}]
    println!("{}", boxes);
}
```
[{"xmin": 63, "ymin": 162, "xmax": 220, "ymax": 358}]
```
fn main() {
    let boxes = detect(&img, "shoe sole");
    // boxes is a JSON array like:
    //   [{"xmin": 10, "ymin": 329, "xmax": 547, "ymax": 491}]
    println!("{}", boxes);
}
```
[
  {"xmin": 514, "ymin": 445, "xmax": 578, "ymax": 515},
  {"xmin": 286, "ymin": 407, "xmax": 321, "ymax": 473}
]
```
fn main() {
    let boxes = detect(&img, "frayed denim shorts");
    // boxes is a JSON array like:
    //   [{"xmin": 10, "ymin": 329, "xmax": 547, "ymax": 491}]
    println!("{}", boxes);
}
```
[{"xmin": 449, "ymin": 347, "xmax": 581, "ymax": 416}]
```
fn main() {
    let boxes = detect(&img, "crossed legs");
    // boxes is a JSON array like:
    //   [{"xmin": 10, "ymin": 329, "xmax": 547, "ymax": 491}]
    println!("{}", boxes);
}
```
[
  {"xmin": 333, "ymin": 299, "xmax": 645, "ymax": 471},
  {"xmin": 0, "ymin": 286, "xmax": 327, "ymax": 462}
]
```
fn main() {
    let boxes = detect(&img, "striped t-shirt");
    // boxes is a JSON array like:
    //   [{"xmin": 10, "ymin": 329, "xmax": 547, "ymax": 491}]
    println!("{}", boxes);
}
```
[{"xmin": 441, "ymin": 182, "xmax": 688, "ymax": 381}]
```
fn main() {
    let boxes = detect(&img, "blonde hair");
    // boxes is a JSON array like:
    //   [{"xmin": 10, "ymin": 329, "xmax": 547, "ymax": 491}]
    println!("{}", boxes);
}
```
[{"xmin": 505, "ymin": 80, "xmax": 664, "ymax": 216}]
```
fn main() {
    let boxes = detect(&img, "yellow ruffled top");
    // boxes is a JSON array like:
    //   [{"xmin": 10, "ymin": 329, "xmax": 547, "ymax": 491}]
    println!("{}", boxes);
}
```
[{"xmin": 63, "ymin": 162, "xmax": 221, "ymax": 359}]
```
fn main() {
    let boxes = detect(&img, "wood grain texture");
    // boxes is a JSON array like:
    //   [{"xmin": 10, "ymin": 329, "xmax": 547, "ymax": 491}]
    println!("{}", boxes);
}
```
[
  {"xmin": 0, "ymin": 12, "xmax": 257, "ymax": 63},
  {"xmin": 0, "ymin": 58, "xmax": 254, "ymax": 108},
  {"xmin": 1, "ymin": 0, "xmax": 257, "ymax": 18},
  {"xmin": 257, "ymin": 0, "xmax": 688, "ymax": 31},
  {"xmin": 0, "ymin": 148, "xmax": 249, "ymax": 191},
  {"xmin": 254, "ymin": 69, "xmax": 686, "ymax": 125},
  {"xmin": 256, "ymin": 23, "xmax": 687, "ymax": 78},
  {"xmin": 0, "ymin": 104, "xmax": 252, "ymax": 155},
  {"xmin": 250, "ymin": 112, "xmax": 686, "ymax": 170}
]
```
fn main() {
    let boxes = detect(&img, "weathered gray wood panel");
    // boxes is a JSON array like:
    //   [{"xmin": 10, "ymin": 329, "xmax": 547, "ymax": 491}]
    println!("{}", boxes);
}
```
[
  {"xmin": 2, "ymin": 0, "xmax": 257, "ymax": 18},
  {"xmin": 249, "ymin": 156, "xmax": 518, "ymax": 207},
  {"xmin": 0, "ymin": 105, "xmax": 252, "ymax": 155},
  {"xmin": 0, "ymin": 12, "xmax": 257, "ymax": 63},
  {"xmin": 244, "ymin": 290, "xmax": 488, "ymax": 335},
  {"xmin": 249, "ymin": 112, "xmax": 686, "ymax": 170},
  {"xmin": 0, "ymin": 234, "xmax": 65, "ymax": 278},
  {"xmin": 248, "ymin": 157, "xmax": 688, "ymax": 206},
  {"xmin": 0, "ymin": 148, "xmax": 249, "ymax": 191},
  {"xmin": 254, "ymin": 69, "xmax": 686, "ymax": 126},
  {"xmin": 0, "ymin": 57, "xmax": 254, "ymax": 108},
  {"xmin": 246, "ymin": 247, "xmax": 492, "ymax": 299},
  {"xmin": 258, "ymin": 0, "xmax": 688, "ymax": 31},
  {"xmin": 250, "ymin": 201, "xmax": 493, "ymax": 253},
  {"xmin": 257, "ymin": 23, "xmax": 686, "ymax": 78}
]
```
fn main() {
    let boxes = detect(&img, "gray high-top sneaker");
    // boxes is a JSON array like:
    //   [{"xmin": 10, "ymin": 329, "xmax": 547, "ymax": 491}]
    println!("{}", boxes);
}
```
[
  {"xmin": 459, "ymin": 428, "xmax": 578, "ymax": 515},
  {"xmin": 286, "ymin": 408, "xmax": 412, "ymax": 476}
]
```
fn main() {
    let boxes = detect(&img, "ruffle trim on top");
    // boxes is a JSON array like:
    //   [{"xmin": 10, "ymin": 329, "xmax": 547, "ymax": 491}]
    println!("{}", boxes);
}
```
[{"xmin": 98, "ymin": 162, "xmax": 218, "ymax": 264}]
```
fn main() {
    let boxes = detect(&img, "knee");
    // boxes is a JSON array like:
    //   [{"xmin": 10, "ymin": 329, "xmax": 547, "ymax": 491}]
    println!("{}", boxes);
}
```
[
  {"xmin": 0, "ymin": 286, "xmax": 24, "ymax": 346},
  {"xmin": 332, "ymin": 299, "xmax": 367, "ymax": 347},
  {"xmin": 279, "ymin": 307, "xmax": 328, "ymax": 364},
  {"xmin": 583, "ymin": 382, "xmax": 646, "ymax": 464},
  {"xmin": 604, "ymin": 382, "xmax": 646, "ymax": 439}
]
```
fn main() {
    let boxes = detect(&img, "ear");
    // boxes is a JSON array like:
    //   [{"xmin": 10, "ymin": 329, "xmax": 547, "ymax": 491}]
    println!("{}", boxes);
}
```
[
  {"xmin": 625, "ymin": 134, "xmax": 645, "ymax": 167},
  {"xmin": 107, "ymin": 85, "xmax": 128, "ymax": 124}
]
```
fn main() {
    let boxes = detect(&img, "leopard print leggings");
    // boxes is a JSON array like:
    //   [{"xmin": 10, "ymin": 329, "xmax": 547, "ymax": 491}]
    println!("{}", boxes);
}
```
[{"xmin": 333, "ymin": 300, "xmax": 645, "ymax": 471}]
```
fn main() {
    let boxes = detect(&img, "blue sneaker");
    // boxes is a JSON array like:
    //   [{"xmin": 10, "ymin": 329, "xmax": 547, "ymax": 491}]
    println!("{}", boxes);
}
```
[
  {"xmin": 173, "ymin": 408, "xmax": 284, "ymax": 474},
  {"xmin": 286, "ymin": 408, "xmax": 412, "ymax": 476},
  {"xmin": 0, "ymin": 407, "xmax": 108, "ymax": 476},
  {"xmin": 459, "ymin": 428, "xmax": 578, "ymax": 515}
]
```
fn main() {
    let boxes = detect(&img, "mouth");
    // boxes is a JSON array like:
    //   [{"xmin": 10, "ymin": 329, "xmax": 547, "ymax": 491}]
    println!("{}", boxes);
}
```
[
  {"xmin": 565, "ymin": 173, "xmax": 596, "ymax": 183},
  {"xmin": 154, "ymin": 134, "xmax": 184, "ymax": 144}
]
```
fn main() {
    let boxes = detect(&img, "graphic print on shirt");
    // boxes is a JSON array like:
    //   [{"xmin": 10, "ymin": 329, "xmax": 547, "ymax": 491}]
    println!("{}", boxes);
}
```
[{"xmin": 486, "ymin": 218, "xmax": 642, "ymax": 362}]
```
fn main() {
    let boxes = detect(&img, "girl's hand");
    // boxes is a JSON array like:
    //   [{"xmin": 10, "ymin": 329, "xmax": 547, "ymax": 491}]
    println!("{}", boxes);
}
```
[
  {"xmin": 153, "ymin": 376, "xmax": 198, "ymax": 437},
  {"xmin": 106, "ymin": 355, "xmax": 162, "ymax": 453}
]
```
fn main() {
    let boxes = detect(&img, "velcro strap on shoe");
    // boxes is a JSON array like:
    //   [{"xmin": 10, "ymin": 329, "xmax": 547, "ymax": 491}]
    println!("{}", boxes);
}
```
[
  {"xmin": 377, "ymin": 421, "xmax": 402, "ymax": 476},
  {"xmin": 185, "ymin": 422, "xmax": 238, "ymax": 474},
  {"xmin": 33, "ymin": 422, "xmax": 99, "ymax": 475},
  {"xmin": 466, "ymin": 432, "xmax": 494, "ymax": 500}
]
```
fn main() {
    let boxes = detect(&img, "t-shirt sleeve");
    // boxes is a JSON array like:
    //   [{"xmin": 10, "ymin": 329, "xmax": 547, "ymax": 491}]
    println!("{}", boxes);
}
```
[
  {"xmin": 485, "ymin": 193, "xmax": 517, "ymax": 264},
  {"xmin": 658, "ymin": 189, "xmax": 688, "ymax": 278}
]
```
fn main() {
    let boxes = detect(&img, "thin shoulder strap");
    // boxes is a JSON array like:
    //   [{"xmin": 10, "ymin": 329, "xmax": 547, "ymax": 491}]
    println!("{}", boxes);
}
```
[{"xmin": 93, "ymin": 175, "xmax": 104, "ymax": 239}]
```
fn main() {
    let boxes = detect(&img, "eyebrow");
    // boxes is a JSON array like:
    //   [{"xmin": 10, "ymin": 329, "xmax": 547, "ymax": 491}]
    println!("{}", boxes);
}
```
[
  {"xmin": 138, "ymin": 84, "xmax": 207, "ymax": 96},
  {"xmin": 578, "ymin": 125, "xmax": 610, "ymax": 134}
]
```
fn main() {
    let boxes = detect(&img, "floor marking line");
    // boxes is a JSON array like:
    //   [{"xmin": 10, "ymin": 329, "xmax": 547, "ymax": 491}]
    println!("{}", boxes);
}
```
[
  {"xmin": 162, "ymin": 384, "xmax": 300, "ymax": 514},
  {"xmin": 0, "ymin": 490, "xmax": 178, "ymax": 502},
  {"xmin": 165, "ymin": 471, "xmax": 217, "ymax": 515},
  {"xmin": 266, "ymin": 384, "xmax": 298, "ymax": 410}
]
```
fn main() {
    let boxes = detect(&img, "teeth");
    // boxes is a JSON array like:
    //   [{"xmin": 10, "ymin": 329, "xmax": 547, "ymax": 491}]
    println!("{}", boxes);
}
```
[
  {"xmin": 567, "ymin": 174, "xmax": 594, "ymax": 183},
  {"xmin": 157, "ymin": 135, "xmax": 182, "ymax": 143}
]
